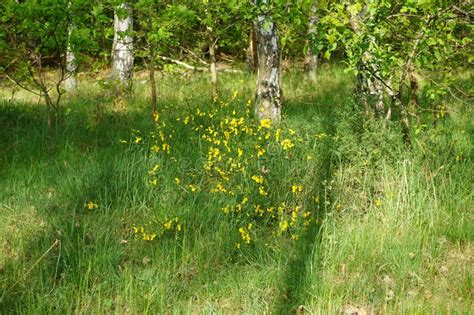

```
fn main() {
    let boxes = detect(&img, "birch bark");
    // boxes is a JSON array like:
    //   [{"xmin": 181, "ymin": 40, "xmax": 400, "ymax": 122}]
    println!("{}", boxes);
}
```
[
  {"xmin": 254, "ymin": 0, "xmax": 282, "ymax": 122},
  {"xmin": 209, "ymin": 40, "xmax": 218, "ymax": 100},
  {"xmin": 65, "ymin": 2, "xmax": 77, "ymax": 91},
  {"xmin": 65, "ymin": 24, "xmax": 77, "ymax": 91},
  {"xmin": 305, "ymin": 1, "xmax": 319, "ymax": 83},
  {"xmin": 112, "ymin": 2, "xmax": 133, "ymax": 91}
]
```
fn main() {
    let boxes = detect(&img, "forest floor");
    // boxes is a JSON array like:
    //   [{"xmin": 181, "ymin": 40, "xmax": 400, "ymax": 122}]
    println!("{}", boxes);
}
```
[{"xmin": 0, "ymin": 65, "xmax": 472, "ymax": 314}]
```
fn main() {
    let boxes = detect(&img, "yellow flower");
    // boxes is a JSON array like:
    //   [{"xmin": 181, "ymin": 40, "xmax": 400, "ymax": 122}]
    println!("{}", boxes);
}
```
[
  {"xmin": 212, "ymin": 182, "xmax": 227, "ymax": 193},
  {"xmin": 164, "ymin": 221, "xmax": 172, "ymax": 229},
  {"xmin": 239, "ymin": 227, "xmax": 251, "ymax": 244},
  {"xmin": 238, "ymin": 148, "xmax": 244, "ymax": 157},
  {"xmin": 292, "ymin": 185, "xmax": 304, "ymax": 194},
  {"xmin": 254, "ymin": 204, "xmax": 264, "ymax": 216},
  {"xmin": 144, "ymin": 233, "xmax": 157, "ymax": 241},
  {"xmin": 258, "ymin": 186, "xmax": 268, "ymax": 196},
  {"xmin": 279, "ymin": 220, "xmax": 288, "ymax": 232},
  {"xmin": 175, "ymin": 177, "xmax": 180, "ymax": 184},
  {"xmin": 188, "ymin": 184, "xmax": 198, "ymax": 192},
  {"xmin": 251, "ymin": 175, "xmax": 264, "ymax": 184},
  {"xmin": 275, "ymin": 128, "xmax": 281, "ymax": 142},
  {"xmin": 281, "ymin": 139, "xmax": 294, "ymax": 150},
  {"xmin": 278, "ymin": 203, "xmax": 285, "ymax": 214},
  {"xmin": 222, "ymin": 205, "xmax": 231, "ymax": 213},
  {"xmin": 375, "ymin": 199, "xmax": 382, "ymax": 207},
  {"xmin": 257, "ymin": 147, "xmax": 265, "ymax": 157},
  {"xmin": 259, "ymin": 119, "xmax": 272, "ymax": 129},
  {"xmin": 85, "ymin": 201, "xmax": 98, "ymax": 210},
  {"xmin": 134, "ymin": 137, "xmax": 142, "ymax": 144}
]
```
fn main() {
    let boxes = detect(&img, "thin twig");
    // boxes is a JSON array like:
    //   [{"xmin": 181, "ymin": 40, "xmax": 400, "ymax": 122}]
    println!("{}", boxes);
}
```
[{"xmin": 2, "ymin": 239, "xmax": 60, "ymax": 297}]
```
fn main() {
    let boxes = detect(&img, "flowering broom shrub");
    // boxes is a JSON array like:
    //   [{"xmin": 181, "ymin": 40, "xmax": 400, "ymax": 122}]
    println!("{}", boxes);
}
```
[{"xmin": 133, "ymin": 92, "xmax": 332, "ymax": 247}]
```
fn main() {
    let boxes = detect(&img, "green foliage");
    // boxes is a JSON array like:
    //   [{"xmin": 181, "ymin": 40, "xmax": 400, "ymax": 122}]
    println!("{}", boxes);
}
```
[{"xmin": 318, "ymin": 1, "xmax": 472, "ymax": 104}]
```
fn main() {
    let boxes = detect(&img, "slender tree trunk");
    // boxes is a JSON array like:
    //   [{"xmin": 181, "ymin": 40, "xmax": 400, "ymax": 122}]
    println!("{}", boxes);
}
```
[
  {"xmin": 65, "ymin": 23, "xmax": 77, "ymax": 91},
  {"xmin": 65, "ymin": 1, "xmax": 77, "ymax": 91},
  {"xmin": 254, "ymin": 0, "xmax": 282, "ymax": 122},
  {"xmin": 408, "ymin": 64, "xmax": 419, "ymax": 111},
  {"xmin": 305, "ymin": 1, "xmax": 319, "ymax": 83},
  {"xmin": 149, "ymin": 52, "xmax": 157, "ymax": 120},
  {"xmin": 112, "ymin": 2, "xmax": 133, "ymax": 93},
  {"xmin": 247, "ymin": 25, "xmax": 258, "ymax": 73},
  {"xmin": 349, "ymin": 7, "xmax": 385, "ymax": 118},
  {"xmin": 393, "ymin": 96, "xmax": 411, "ymax": 145},
  {"xmin": 209, "ymin": 40, "xmax": 218, "ymax": 100}
]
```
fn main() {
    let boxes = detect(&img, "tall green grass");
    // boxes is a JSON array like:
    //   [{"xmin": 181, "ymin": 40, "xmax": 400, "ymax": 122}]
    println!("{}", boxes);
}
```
[{"xmin": 0, "ymin": 65, "xmax": 472, "ymax": 313}]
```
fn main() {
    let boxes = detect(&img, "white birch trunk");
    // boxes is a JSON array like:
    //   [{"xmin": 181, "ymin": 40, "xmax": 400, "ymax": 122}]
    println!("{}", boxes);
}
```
[
  {"xmin": 65, "ymin": 26, "xmax": 77, "ymax": 91},
  {"xmin": 254, "ymin": 0, "xmax": 282, "ymax": 122},
  {"xmin": 209, "ymin": 41, "xmax": 218, "ymax": 100},
  {"xmin": 112, "ymin": 2, "xmax": 133, "ymax": 90},
  {"xmin": 305, "ymin": 1, "xmax": 319, "ymax": 83},
  {"xmin": 65, "ymin": 3, "xmax": 77, "ymax": 91}
]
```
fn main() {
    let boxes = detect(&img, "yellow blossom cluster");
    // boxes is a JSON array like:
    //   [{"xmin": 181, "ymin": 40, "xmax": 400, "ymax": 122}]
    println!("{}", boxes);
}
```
[
  {"xmin": 85, "ymin": 201, "xmax": 99, "ymax": 210},
  {"xmin": 141, "ymin": 91, "xmax": 326, "ymax": 246},
  {"xmin": 133, "ymin": 226, "xmax": 157, "ymax": 241},
  {"xmin": 132, "ymin": 217, "xmax": 182, "ymax": 242}
]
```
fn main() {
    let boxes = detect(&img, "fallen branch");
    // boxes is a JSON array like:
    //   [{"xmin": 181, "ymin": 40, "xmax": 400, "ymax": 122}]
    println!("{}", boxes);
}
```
[
  {"xmin": 158, "ymin": 56, "xmax": 242, "ymax": 73},
  {"xmin": 158, "ymin": 56, "xmax": 207, "ymax": 72},
  {"xmin": 180, "ymin": 47, "xmax": 209, "ymax": 66}
]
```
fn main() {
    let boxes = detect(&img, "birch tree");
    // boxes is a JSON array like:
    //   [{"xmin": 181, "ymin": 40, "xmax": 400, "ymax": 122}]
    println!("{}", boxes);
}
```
[
  {"xmin": 305, "ymin": 1, "xmax": 319, "ymax": 83},
  {"xmin": 209, "ymin": 34, "xmax": 218, "ymax": 100},
  {"xmin": 319, "ymin": 1, "xmax": 471, "ymax": 144},
  {"xmin": 348, "ymin": 4, "xmax": 386, "ymax": 117},
  {"xmin": 254, "ymin": 0, "xmax": 282, "ymax": 122},
  {"xmin": 65, "ymin": 4, "xmax": 77, "ymax": 91},
  {"xmin": 111, "ymin": 2, "xmax": 133, "ymax": 93}
]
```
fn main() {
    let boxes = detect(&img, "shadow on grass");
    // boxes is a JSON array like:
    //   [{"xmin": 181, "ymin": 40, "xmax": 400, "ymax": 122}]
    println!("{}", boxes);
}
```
[
  {"xmin": 274, "ymin": 96, "xmax": 339, "ymax": 314},
  {"xmin": 0, "ymin": 97, "xmax": 251, "ymax": 313}
]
